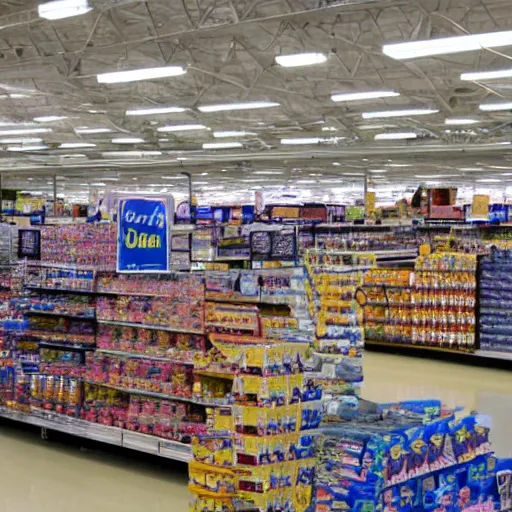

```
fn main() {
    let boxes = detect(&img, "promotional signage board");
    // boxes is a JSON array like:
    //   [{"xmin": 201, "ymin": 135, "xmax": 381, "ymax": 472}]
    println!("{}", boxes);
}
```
[{"xmin": 117, "ymin": 195, "xmax": 174, "ymax": 273}]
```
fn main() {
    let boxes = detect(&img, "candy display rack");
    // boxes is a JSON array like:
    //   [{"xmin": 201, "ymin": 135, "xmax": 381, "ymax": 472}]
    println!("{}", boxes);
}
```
[{"xmin": 189, "ymin": 334, "xmax": 319, "ymax": 512}]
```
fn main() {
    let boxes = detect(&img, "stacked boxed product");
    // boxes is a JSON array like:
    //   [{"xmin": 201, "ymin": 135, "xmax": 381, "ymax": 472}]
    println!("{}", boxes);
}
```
[
  {"xmin": 479, "ymin": 248, "xmax": 512, "ymax": 353},
  {"xmin": 304, "ymin": 250, "xmax": 371, "ymax": 417},
  {"xmin": 313, "ymin": 402, "xmax": 500, "ymax": 512},
  {"xmin": 189, "ymin": 334, "xmax": 320, "ymax": 512}
]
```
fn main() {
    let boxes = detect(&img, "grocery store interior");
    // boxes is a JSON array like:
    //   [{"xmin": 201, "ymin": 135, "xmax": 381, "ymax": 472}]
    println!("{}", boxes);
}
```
[{"xmin": 3, "ymin": 1, "xmax": 512, "ymax": 511}]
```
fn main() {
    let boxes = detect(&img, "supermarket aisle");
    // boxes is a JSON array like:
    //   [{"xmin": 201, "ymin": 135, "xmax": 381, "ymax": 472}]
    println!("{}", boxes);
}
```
[{"xmin": 1, "ymin": 352, "xmax": 512, "ymax": 511}]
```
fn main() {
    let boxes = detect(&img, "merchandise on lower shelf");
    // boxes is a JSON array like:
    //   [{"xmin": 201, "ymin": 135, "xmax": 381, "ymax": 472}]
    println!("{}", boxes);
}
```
[{"xmin": 479, "ymin": 248, "xmax": 512, "ymax": 353}]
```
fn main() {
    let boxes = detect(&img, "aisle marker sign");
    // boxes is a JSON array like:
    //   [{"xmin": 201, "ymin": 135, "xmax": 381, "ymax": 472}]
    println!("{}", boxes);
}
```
[{"xmin": 117, "ymin": 195, "xmax": 174, "ymax": 272}]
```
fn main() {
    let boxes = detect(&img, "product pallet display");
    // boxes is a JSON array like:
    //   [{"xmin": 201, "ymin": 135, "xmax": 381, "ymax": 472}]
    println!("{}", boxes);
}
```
[
  {"xmin": 304, "ymin": 250, "xmax": 371, "ymax": 418},
  {"xmin": 188, "ymin": 334, "xmax": 319, "ymax": 512}
]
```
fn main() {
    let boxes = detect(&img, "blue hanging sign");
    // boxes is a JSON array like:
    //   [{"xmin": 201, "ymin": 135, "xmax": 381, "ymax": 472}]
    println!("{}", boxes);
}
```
[{"xmin": 117, "ymin": 195, "xmax": 174, "ymax": 273}]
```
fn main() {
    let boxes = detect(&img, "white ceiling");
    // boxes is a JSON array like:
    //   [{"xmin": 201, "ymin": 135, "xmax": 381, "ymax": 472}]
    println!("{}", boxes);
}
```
[{"xmin": 2, "ymin": 0, "xmax": 512, "ymax": 202}]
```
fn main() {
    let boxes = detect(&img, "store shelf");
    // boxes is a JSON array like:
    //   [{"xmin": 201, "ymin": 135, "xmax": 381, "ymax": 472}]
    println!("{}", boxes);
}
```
[
  {"xmin": 25, "ymin": 285, "xmax": 96, "ymax": 295},
  {"xmin": 96, "ymin": 290, "xmax": 181, "ymax": 298},
  {"xmin": 25, "ymin": 310, "xmax": 95, "ymax": 321},
  {"xmin": 96, "ymin": 349, "xmax": 195, "ymax": 365},
  {"xmin": 0, "ymin": 407, "xmax": 191, "ymax": 462},
  {"xmin": 84, "ymin": 380, "xmax": 230, "ymax": 407},
  {"xmin": 39, "ymin": 341, "xmax": 96, "ymax": 352},
  {"xmin": 97, "ymin": 319, "xmax": 204, "ymax": 335}
]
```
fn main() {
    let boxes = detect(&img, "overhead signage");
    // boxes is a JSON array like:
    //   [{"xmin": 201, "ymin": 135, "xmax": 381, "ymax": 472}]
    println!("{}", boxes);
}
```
[{"xmin": 117, "ymin": 195, "xmax": 174, "ymax": 273}]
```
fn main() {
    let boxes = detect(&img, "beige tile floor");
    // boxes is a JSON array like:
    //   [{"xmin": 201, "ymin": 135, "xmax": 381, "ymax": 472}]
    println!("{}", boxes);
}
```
[{"xmin": 1, "ymin": 351, "xmax": 511, "ymax": 511}]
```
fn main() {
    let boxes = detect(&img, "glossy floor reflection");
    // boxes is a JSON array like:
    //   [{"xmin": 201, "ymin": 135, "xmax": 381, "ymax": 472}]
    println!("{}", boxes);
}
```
[{"xmin": 0, "ymin": 352, "xmax": 511, "ymax": 511}]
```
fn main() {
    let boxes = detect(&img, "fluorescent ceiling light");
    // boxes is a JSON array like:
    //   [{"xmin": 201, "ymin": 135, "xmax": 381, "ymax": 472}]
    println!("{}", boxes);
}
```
[
  {"xmin": 157, "ymin": 124, "xmax": 207, "ymax": 132},
  {"xmin": 476, "ymin": 178, "xmax": 501, "ymax": 183},
  {"xmin": 296, "ymin": 180, "xmax": 317, "ymax": 184},
  {"xmin": 375, "ymin": 132, "xmax": 417, "ymax": 140},
  {"xmin": 479, "ymin": 102, "xmax": 512, "ymax": 112},
  {"xmin": 203, "ymin": 142, "xmax": 242, "ymax": 149},
  {"xmin": 75, "ymin": 127, "xmax": 112, "ymax": 134},
  {"xmin": 8, "ymin": 145, "xmax": 48, "ymax": 152},
  {"xmin": 386, "ymin": 164, "xmax": 412, "ymax": 167},
  {"xmin": 97, "ymin": 66, "xmax": 186, "ymax": 84},
  {"xmin": 0, "ymin": 138, "xmax": 42, "ymax": 144},
  {"xmin": 102, "ymin": 151, "xmax": 162, "ymax": 157},
  {"xmin": 34, "ymin": 116, "xmax": 68, "ymax": 123},
  {"xmin": 445, "ymin": 118, "xmax": 479, "ymax": 125},
  {"xmin": 460, "ymin": 168, "xmax": 483, "ymax": 172},
  {"xmin": 343, "ymin": 173, "xmax": 365, "ymax": 176},
  {"xmin": 332, "ymin": 162, "xmax": 341, "ymax": 166},
  {"xmin": 415, "ymin": 174, "xmax": 459, "ymax": 178},
  {"xmin": 112, "ymin": 137, "xmax": 145, "ymax": 144},
  {"xmin": 59, "ymin": 142, "xmax": 96, "ymax": 149},
  {"xmin": 90, "ymin": 182, "xmax": 106, "ymax": 187},
  {"xmin": 461, "ymin": 68, "xmax": 512, "ymax": 81},
  {"xmin": 198, "ymin": 101, "xmax": 279, "ymax": 113},
  {"xmin": 126, "ymin": 106, "xmax": 186, "ymax": 116},
  {"xmin": 0, "ymin": 128, "xmax": 51, "ymax": 136},
  {"xmin": 38, "ymin": 0, "xmax": 92, "ymax": 20},
  {"xmin": 162, "ymin": 176, "xmax": 187, "ymax": 180},
  {"xmin": 383, "ymin": 30, "xmax": 512, "ymax": 60},
  {"xmin": 193, "ymin": 181, "xmax": 209, "ymax": 185},
  {"xmin": 280, "ymin": 137, "xmax": 345, "ymax": 145},
  {"xmin": 363, "ymin": 109, "xmax": 438, "ymax": 119},
  {"xmin": 275, "ymin": 52, "xmax": 327, "ymax": 68},
  {"xmin": 359, "ymin": 124, "xmax": 399, "ymax": 130},
  {"xmin": 213, "ymin": 131, "xmax": 256, "ymax": 138},
  {"xmin": 322, "ymin": 127, "xmax": 338, "ymax": 132},
  {"xmin": 331, "ymin": 91, "xmax": 399, "ymax": 102},
  {"xmin": 254, "ymin": 171, "xmax": 284, "ymax": 175},
  {"xmin": 369, "ymin": 169, "xmax": 387, "ymax": 173}
]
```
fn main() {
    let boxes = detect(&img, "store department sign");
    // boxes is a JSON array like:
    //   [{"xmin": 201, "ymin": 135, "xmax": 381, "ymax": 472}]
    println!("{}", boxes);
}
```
[{"xmin": 117, "ymin": 195, "xmax": 174, "ymax": 273}]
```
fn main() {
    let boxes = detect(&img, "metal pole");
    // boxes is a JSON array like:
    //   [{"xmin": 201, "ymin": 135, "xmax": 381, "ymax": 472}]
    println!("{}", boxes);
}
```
[
  {"xmin": 363, "ymin": 171, "xmax": 368, "ymax": 221},
  {"xmin": 53, "ymin": 174, "xmax": 57, "ymax": 217},
  {"xmin": 180, "ymin": 171, "xmax": 194, "ymax": 224},
  {"xmin": 0, "ymin": 173, "xmax": 3, "ymax": 220}
]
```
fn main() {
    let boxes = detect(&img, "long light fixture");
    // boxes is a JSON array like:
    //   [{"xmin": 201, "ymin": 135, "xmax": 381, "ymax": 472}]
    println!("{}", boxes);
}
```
[
  {"xmin": 445, "ymin": 118, "xmax": 479, "ymax": 125},
  {"xmin": 198, "ymin": 101, "xmax": 279, "ymax": 113},
  {"xmin": 383, "ymin": 30, "xmax": 512, "ymax": 60},
  {"xmin": 0, "ymin": 128, "xmax": 51, "ymax": 136},
  {"xmin": 157, "ymin": 124, "xmax": 207, "ymax": 132},
  {"xmin": 203, "ymin": 142, "xmax": 242, "ymax": 149},
  {"xmin": 75, "ymin": 127, "xmax": 112, "ymax": 134},
  {"xmin": 331, "ymin": 91, "xmax": 399, "ymax": 102},
  {"xmin": 363, "ymin": 108, "xmax": 438, "ymax": 119},
  {"xmin": 34, "ymin": 116, "xmax": 68, "ymax": 122},
  {"xmin": 59, "ymin": 142, "xmax": 96, "ymax": 149},
  {"xmin": 461, "ymin": 68, "xmax": 512, "ymax": 81},
  {"xmin": 126, "ymin": 106, "xmax": 186, "ymax": 116},
  {"xmin": 375, "ymin": 132, "xmax": 417, "ymax": 140},
  {"xmin": 38, "ymin": 0, "xmax": 92, "ymax": 20},
  {"xmin": 213, "ymin": 131, "xmax": 256, "ymax": 138},
  {"xmin": 101, "ymin": 151, "xmax": 162, "ymax": 157},
  {"xmin": 97, "ymin": 66, "xmax": 186, "ymax": 84},
  {"xmin": 275, "ymin": 52, "xmax": 327, "ymax": 68},
  {"xmin": 8, "ymin": 145, "xmax": 48, "ymax": 152},
  {"xmin": 112, "ymin": 137, "xmax": 145, "ymax": 144},
  {"xmin": 479, "ymin": 102, "xmax": 512, "ymax": 112},
  {"xmin": 0, "ymin": 138, "xmax": 42, "ymax": 144},
  {"xmin": 369, "ymin": 169, "xmax": 387, "ymax": 173},
  {"xmin": 280, "ymin": 137, "xmax": 345, "ymax": 145}
]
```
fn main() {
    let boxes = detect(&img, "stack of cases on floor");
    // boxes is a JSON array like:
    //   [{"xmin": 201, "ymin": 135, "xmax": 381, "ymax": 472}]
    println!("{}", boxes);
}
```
[
  {"xmin": 479, "ymin": 248, "xmax": 512, "ymax": 354},
  {"xmin": 188, "ymin": 335, "xmax": 320, "ymax": 512},
  {"xmin": 313, "ymin": 403, "xmax": 499, "ymax": 512},
  {"xmin": 304, "ymin": 250, "xmax": 370, "ymax": 418}
]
